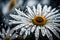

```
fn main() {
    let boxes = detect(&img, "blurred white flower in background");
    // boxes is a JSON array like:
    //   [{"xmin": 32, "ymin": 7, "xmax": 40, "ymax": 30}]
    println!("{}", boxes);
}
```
[
  {"xmin": 9, "ymin": 4, "xmax": 60, "ymax": 40},
  {"xmin": 0, "ymin": 27, "xmax": 18, "ymax": 40},
  {"xmin": 2, "ymin": 0, "xmax": 23, "ymax": 15}
]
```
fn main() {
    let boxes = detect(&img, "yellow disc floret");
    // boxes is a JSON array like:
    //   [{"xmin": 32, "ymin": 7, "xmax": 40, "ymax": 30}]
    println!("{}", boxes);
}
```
[{"xmin": 32, "ymin": 16, "xmax": 46, "ymax": 26}]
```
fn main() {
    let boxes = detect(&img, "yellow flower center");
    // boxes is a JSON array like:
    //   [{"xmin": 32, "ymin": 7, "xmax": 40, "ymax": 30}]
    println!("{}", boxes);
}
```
[
  {"xmin": 5, "ymin": 35, "xmax": 10, "ymax": 40},
  {"xmin": 32, "ymin": 16, "xmax": 46, "ymax": 26}
]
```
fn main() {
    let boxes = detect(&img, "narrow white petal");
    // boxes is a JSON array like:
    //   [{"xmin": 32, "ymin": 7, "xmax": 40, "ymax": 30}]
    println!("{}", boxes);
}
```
[
  {"xmin": 43, "ymin": 5, "xmax": 47, "ymax": 16},
  {"xmin": 10, "ymin": 14, "xmax": 21, "ymax": 20},
  {"xmin": 41, "ymin": 27, "xmax": 46, "ymax": 36},
  {"xmin": 45, "ymin": 29, "xmax": 53, "ymax": 40},
  {"xmin": 37, "ymin": 4, "xmax": 42, "ymax": 16},
  {"xmin": 52, "ymin": 25, "xmax": 60, "ymax": 32},
  {"xmin": 7, "ymin": 29, "xmax": 14, "ymax": 36},
  {"xmin": 47, "ymin": 14, "xmax": 60, "ymax": 20},
  {"xmin": 2, "ymin": 28, "xmax": 5, "ymax": 34},
  {"xmin": 6, "ymin": 27, "xmax": 10, "ymax": 35},
  {"xmin": 51, "ymin": 29, "xmax": 60, "ymax": 38},
  {"xmin": 9, "ymin": 20, "xmax": 23, "ymax": 25},
  {"xmin": 27, "ymin": 27, "xmax": 31, "ymax": 35},
  {"xmin": 25, "ymin": 25, "xmax": 30, "ymax": 29},
  {"xmin": 52, "ymin": 23, "xmax": 60, "ymax": 27},
  {"xmin": 31, "ymin": 25, "xmax": 36, "ymax": 33},
  {"xmin": 11, "ymin": 34, "xmax": 18, "ymax": 39},
  {"xmin": 33, "ymin": 6, "xmax": 37, "ymax": 16},
  {"xmin": 54, "ymin": 26, "xmax": 60, "ymax": 32},
  {"xmin": 47, "ymin": 6, "xmax": 51, "ymax": 12},
  {"xmin": 51, "ymin": 8, "xmax": 56, "ymax": 12},
  {"xmin": 13, "ymin": 24, "xmax": 27, "ymax": 30},
  {"xmin": 43, "ymin": 5, "xmax": 47, "ymax": 12},
  {"xmin": 15, "ymin": 8, "xmax": 28, "ymax": 18},
  {"xmin": 37, "ymin": 26, "xmax": 41, "ymax": 29},
  {"xmin": 46, "ymin": 10, "xmax": 59, "ymax": 18},
  {"xmin": 26, "ymin": 6, "xmax": 34, "ymax": 18},
  {"xmin": 1, "ymin": 33, "xmax": 5, "ymax": 38},
  {"xmin": 35, "ymin": 27, "xmax": 39, "ymax": 40},
  {"xmin": 47, "ymin": 20, "xmax": 60, "ymax": 23},
  {"xmin": 20, "ymin": 28, "xmax": 26, "ymax": 35},
  {"xmin": 23, "ymin": 29, "xmax": 28, "ymax": 39},
  {"xmin": 47, "ymin": 24, "xmax": 60, "ymax": 32},
  {"xmin": 45, "ymin": 25, "xmax": 60, "ymax": 38},
  {"xmin": 24, "ymin": 23, "xmax": 33, "ymax": 29},
  {"xmin": 43, "ymin": 6, "xmax": 51, "ymax": 17},
  {"xmin": 21, "ymin": 19, "xmax": 31, "ymax": 24}
]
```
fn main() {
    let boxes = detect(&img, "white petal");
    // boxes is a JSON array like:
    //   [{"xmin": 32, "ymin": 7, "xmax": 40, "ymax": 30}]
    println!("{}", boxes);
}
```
[
  {"xmin": 10, "ymin": 14, "xmax": 31, "ymax": 22},
  {"xmin": 37, "ymin": 4, "xmax": 42, "ymax": 16},
  {"xmin": 26, "ymin": 6, "xmax": 34, "ymax": 18},
  {"xmin": 37, "ymin": 26, "xmax": 41, "ymax": 29},
  {"xmin": 41, "ymin": 27, "xmax": 46, "ymax": 36},
  {"xmin": 10, "ymin": 14, "xmax": 21, "ymax": 20},
  {"xmin": 54, "ymin": 26, "xmax": 60, "ymax": 32},
  {"xmin": 54, "ymin": 23, "xmax": 60, "ymax": 27},
  {"xmin": 9, "ymin": 20, "xmax": 23, "ymax": 25},
  {"xmin": 2, "ymin": 28, "xmax": 5, "ymax": 34},
  {"xmin": 15, "ymin": 8, "xmax": 29, "ymax": 18},
  {"xmin": 33, "ymin": 6, "xmax": 37, "ymax": 16},
  {"xmin": 23, "ymin": 28, "xmax": 28, "ymax": 39},
  {"xmin": 43, "ymin": 6, "xmax": 51, "ymax": 17},
  {"xmin": 20, "ymin": 28, "xmax": 26, "ymax": 35},
  {"xmin": 51, "ymin": 29, "xmax": 60, "ymax": 38},
  {"xmin": 11, "ymin": 34, "xmax": 18, "ymax": 39},
  {"xmin": 45, "ymin": 25, "xmax": 60, "ymax": 38},
  {"xmin": 7, "ymin": 28, "xmax": 14, "ymax": 36},
  {"xmin": 48, "ymin": 22, "xmax": 60, "ymax": 27},
  {"xmin": 47, "ymin": 24, "xmax": 60, "ymax": 32},
  {"xmin": 31, "ymin": 25, "xmax": 36, "ymax": 33},
  {"xmin": 35, "ymin": 27, "xmax": 39, "ymax": 40},
  {"xmin": 46, "ymin": 10, "xmax": 59, "ymax": 18},
  {"xmin": 52, "ymin": 25, "xmax": 60, "ymax": 32},
  {"xmin": 1, "ymin": 33, "xmax": 5, "ymax": 38},
  {"xmin": 51, "ymin": 8, "xmax": 56, "ymax": 12},
  {"xmin": 43, "ymin": 5, "xmax": 47, "ymax": 16},
  {"xmin": 45, "ymin": 29, "xmax": 53, "ymax": 40},
  {"xmin": 13, "ymin": 24, "xmax": 27, "ymax": 30},
  {"xmin": 47, "ymin": 6, "xmax": 51, "ymax": 12},
  {"xmin": 26, "ymin": 27, "xmax": 31, "ymax": 35},
  {"xmin": 27, "ymin": 27, "xmax": 31, "ymax": 35},
  {"xmin": 47, "ymin": 13, "xmax": 60, "ymax": 20},
  {"xmin": 6, "ymin": 27, "xmax": 10, "ymax": 35},
  {"xmin": 24, "ymin": 25, "xmax": 30, "ymax": 29},
  {"xmin": 47, "ymin": 20, "xmax": 60, "ymax": 23}
]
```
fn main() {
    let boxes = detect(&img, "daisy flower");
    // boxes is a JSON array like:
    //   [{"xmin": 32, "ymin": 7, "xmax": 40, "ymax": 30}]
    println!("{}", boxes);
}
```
[
  {"xmin": 0, "ymin": 27, "xmax": 17, "ymax": 40},
  {"xmin": 9, "ymin": 4, "xmax": 60, "ymax": 40}
]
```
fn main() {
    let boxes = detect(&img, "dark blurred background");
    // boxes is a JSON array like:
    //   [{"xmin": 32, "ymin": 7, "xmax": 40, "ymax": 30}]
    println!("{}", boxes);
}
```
[{"xmin": 0, "ymin": 0, "xmax": 60, "ymax": 40}]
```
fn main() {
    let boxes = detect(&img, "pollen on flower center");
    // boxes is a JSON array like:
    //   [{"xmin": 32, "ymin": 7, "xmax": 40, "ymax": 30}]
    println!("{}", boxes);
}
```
[
  {"xmin": 5, "ymin": 35, "xmax": 10, "ymax": 40},
  {"xmin": 32, "ymin": 16, "xmax": 46, "ymax": 26}
]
